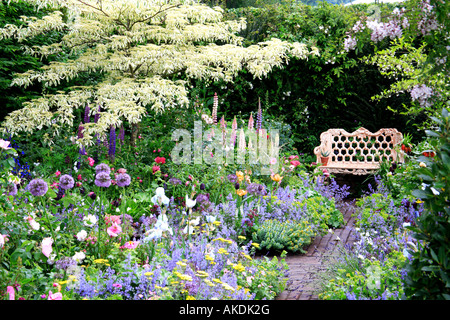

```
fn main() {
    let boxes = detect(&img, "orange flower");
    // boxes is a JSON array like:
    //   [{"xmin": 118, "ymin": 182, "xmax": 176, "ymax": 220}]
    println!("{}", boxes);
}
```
[
  {"xmin": 271, "ymin": 173, "xmax": 283, "ymax": 183},
  {"xmin": 236, "ymin": 189, "xmax": 247, "ymax": 197},
  {"xmin": 236, "ymin": 171, "xmax": 244, "ymax": 182}
]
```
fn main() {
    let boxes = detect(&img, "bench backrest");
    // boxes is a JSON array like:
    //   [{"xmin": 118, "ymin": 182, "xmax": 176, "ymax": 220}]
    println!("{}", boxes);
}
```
[{"xmin": 314, "ymin": 127, "xmax": 404, "ymax": 167}]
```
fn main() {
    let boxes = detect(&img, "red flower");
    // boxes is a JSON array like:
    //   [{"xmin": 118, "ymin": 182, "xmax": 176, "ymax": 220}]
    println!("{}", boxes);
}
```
[
  {"xmin": 288, "ymin": 155, "xmax": 299, "ymax": 160},
  {"xmin": 155, "ymin": 157, "xmax": 166, "ymax": 164},
  {"xmin": 422, "ymin": 151, "xmax": 435, "ymax": 157},
  {"xmin": 152, "ymin": 165, "xmax": 160, "ymax": 174},
  {"xmin": 290, "ymin": 160, "xmax": 301, "ymax": 167}
]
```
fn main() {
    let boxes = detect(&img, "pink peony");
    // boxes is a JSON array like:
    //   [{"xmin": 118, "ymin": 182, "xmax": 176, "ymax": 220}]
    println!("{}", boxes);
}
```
[
  {"xmin": 0, "ymin": 139, "xmax": 12, "ymax": 150},
  {"xmin": 290, "ymin": 160, "xmax": 301, "ymax": 167},
  {"xmin": 87, "ymin": 157, "xmax": 95, "ymax": 166},
  {"xmin": 48, "ymin": 291, "xmax": 62, "ymax": 300},
  {"xmin": 41, "ymin": 237, "xmax": 53, "ymax": 258},
  {"xmin": 117, "ymin": 168, "xmax": 127, "ymax": 174},
  {"xmin": 6, "ymin": 286, "xmax": 15, "ymax": 300},
  {"xmin": 120, "ymin": 241, "xmax": 139, "ymax": 250},
  {"xmin": 105, "ymin": 215, "xmax": 122, "ymax": 226},
  {"xmin": 107, "ymin": 223, "xmax": 122, "ymax": 237},
  {"xmin": 152, "ymin": 165, "xmax": 160, "ymax": 174}
]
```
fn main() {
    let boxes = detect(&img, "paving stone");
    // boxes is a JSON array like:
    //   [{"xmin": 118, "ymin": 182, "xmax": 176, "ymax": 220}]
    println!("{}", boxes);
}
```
[{"xmin": 276, "ymin": 201, "xmax": 356, "ymax": 300}]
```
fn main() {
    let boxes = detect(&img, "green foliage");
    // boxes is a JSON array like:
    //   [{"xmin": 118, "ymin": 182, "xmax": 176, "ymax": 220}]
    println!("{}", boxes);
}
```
[
  {"xmin": 319, "ymin": 250, "xmax": 407, "ymax": 300},
  {"xmin": 251, "ymin": 219, "xmax": 316, "ymax": 253},
  {"xmin": 404, "ymin": 107, "xmax": 450, "ymax": 300},
  {"xmin": 299, "ymin": 194, "xmax": 344, "ymax": 229}
]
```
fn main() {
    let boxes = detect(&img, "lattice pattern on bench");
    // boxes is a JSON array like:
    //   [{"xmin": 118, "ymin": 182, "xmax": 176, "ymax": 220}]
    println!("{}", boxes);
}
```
[{"xmin": 313, "ymin": 127, "xmax": 404, "ymax": 175}]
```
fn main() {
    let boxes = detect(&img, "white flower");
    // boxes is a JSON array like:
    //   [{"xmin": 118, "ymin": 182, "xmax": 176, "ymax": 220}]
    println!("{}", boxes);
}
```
[
  {"xmin": 205, "ymin": 215, "xmax": 216, "ymax": 224},
  {"xmin": 430, "ymin": 187, "xmax": 440, "ymax": 196},
  {"xmin": 185, "ymin": 195, "xmax": 196, "ymax": 208},
  {"xmin": 83, "ymin": 214, "xmax": 98, "ymax": 227},
  {"xmin": 73, "ymin": 251, "xmax": 86, "ymax": 263},
  {"xmin": 144, "ymin": 213, "xmax": 173, "ymax": 242},
  {"xmin": 151, "ymin": 187, "xmax": 170, "ymax": 206},
  {"xmin": 29, "ymin": 218, "xmax": 40, "ymax": 230},
  {"xmin": 76, "ymin": 230, "xmax": 88, "ymax": 241},
  {"xmin": 0, "ymin": 234, "xmax": 5, "ymax": 248},
  {"xmin": 402, "ymin": 222, "xmax": 411, "ymax": 228}
]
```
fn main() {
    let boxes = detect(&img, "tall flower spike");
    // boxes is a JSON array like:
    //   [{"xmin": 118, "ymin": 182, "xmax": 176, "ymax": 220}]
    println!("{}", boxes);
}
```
[
  {"xmin": 212, "ymin": 93, "xmax": 218, "ymax": 125},
  {"xmin": 84, "ymin": 104, "xmax": 90, "ymax": 124},
  {"xmin": 239, "ymin": 128, "xmax": 246, "ymax": 151},
  {"xmin": 119, "ymin": 125, "xmax": 125, "ymax": 145},
  {"xmin": 109, "ymin": 126, "xmax": 116, "ymax": 163},
  {"xmin": 256, "ymin": 98, "xmax": 262, "ymax": 132},
  {"xmin": 231, "ymin": 116, "xmax": 237, "ymax": 145},
  {"xmin": 248, "ymin": 113, "xmax": 254, "ymax": 130},
  {"xmin": 220, "ymin": 115, "xmax": 226, "ymax": 129},
  {"xmin": 94, "ymin": 105, "xmax": 101, "ymax": 123}
]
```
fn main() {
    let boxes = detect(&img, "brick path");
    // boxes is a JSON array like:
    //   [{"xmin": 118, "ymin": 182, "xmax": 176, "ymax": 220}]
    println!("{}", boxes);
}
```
[{"xmin": 275, "ymin": 201, "xmax": 357, "ymax": 300}]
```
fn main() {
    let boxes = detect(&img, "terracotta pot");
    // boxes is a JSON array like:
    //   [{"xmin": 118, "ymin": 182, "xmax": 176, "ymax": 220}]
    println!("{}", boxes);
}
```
[{"xmin": 320, "ymin": 156, "xmax": 329, "ymax": 166}]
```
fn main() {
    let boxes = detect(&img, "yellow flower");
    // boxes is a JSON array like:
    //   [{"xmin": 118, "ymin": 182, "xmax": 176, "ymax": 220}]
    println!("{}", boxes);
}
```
[
  {"xmin": 186, "ymin": 295, "xmax": 196, "ymax": 300},
  {"xmin": 176, "ymin": 261, "xmax": 187, "ymax": 267},
  {"xmin": 419, "ymin": 162, "xmax": 427, "ymax": 167},
  {"xmin": 144, "ymin": 272, "xmax": 154, "ymax": 277},
  {"xmin": 236, "ymin": 189, "xmax": 247, "ymax": 196},
  {"xmin": 195, "ymin": 270, "xmax": 209, "ymax": 278},
  {"xmin": 218, "ymin": 248, "xmax": 229, "ymax": 255},
  {"xmin": 93, "ymin": 259, "xmax": 109, "ymax": 264},
  {"xmin": 213, "ymin": 278, "xmax": 223, "ymax": 284},
  {"xmin": 271, "ymin": 174, "xmax": 283, "ymax": 183},
  {"xmin": 236, "ymin": 171, "xmax": 244, "ymax": 182},
  {"xmin": 251, "ymin": 242, "xmax": 260, "ymax": 249},
  {"xmin": 238, "ymin": 235, "xmax": 246, "ymax": 240}
]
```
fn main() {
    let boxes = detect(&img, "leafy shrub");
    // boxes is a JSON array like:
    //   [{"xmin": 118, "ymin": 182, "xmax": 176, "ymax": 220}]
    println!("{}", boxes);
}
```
[
  {"xmin": 251, "ymin": 219, "xmax": 316, "ymax": 253},
  {"xmin": 298, "ymin": 194, "xmax": 344, "ymax": 229},
  {"xmin": 404, "ymin": 108, "xmax": 450, "ymax": 300}
]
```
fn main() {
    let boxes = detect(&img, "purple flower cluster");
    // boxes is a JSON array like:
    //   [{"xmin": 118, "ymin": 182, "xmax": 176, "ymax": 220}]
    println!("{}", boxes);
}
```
[
  {"xmin": 27, "ymin": 178, "xmax": 48, "ymax": 196},
  {"xmin": 410, "ymin": 84, "xmax": 433, "ymax": 108},
  {"xmin": 59, "ymin": 174, "xmax": 75, "ymax": 190},
  {"xmin": 116, "ymin": 173, "xmax": 131, "ymax": 187},
  {"xmin": 109, "ymin": 126, "xmax": 116, "ymax": 162},
  {"xmin": 95, "ymin": 163, "xmax": 111, "ymax": 175},
  {"xmin": 95, "ymin": 172, "xmax": 111, "ymax": 188}
]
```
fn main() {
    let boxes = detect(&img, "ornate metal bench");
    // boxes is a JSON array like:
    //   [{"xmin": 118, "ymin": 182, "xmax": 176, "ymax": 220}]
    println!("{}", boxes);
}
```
[{"xmin": 313, "ymin": 127, "xmax": 404, "ymax": 175}]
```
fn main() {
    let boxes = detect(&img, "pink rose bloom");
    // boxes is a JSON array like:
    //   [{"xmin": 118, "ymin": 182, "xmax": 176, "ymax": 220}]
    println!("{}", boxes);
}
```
[
  {"xmin": 0, "ymin": 139, "xmax": 12, "ymax": 150},
  {"xmin": 105, "ymin": 215, "xmax": 122, "ymax": 226},
  {"xmin": 120, "ymin": 241, "xmax": 139, "ymax": 250},
  {"xmin": 152, "ymin": 165, "xmax": 160, "ymax": 174},
  {"xmin": 107, "ymin": 223, "xmax": 122, "ymax": 237},
  {"xmin": 55, "ymin": 171, "xmax": 61, "ymax": 177},
  {"xmin": 41, "ymin": 237, "xmax": 53, "ymax": 258},
  {"xmin": 77, "ymin": 174, "xmax": 82, "ymax": 180},
  {"xmin": 288, "ymin": 155, "xmax": 299, "ymax": 160},
  {"xmin": 6, "ymin": 286, "xmax": 15, "ymax": 300},
  {"xmin": 117, "ymin": 168, "xmax": 127, "ymax": 174},
  {"xmin": 323, "ymin": 169, "xmax": 330, "ymax": 177},
  {"xmin": 269, "ymin": 158, "xmax": 277, "ymax": 165},
  {"xmin": 87, "ymin": 157, "xmax": 95, "ymax": 166},
  {"xmin": 290, "ymin": 160, "xmax": 301, "ymax": 167},
  {"xmin": 48, "ymin": 291, "xmax": 62, "ymax": 300}
]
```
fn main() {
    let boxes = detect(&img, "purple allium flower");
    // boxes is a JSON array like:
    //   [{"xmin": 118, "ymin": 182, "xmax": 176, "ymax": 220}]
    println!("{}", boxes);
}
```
[
  {"xmin": 27, "ymin": 178, "xmax": 48, "ymax": 196},
  {"xmin": 95, "ymin": 172, "xmax": 111, "ymax": 188},
  {"xmin": 59, "ymin": 174, "xmax": 75, "ymax": 190},
  {"xmin": 95, "ymin": 163, "xmax": 111, "ymax": 175},
  {"xmin": 6, "ymin": 183, "xmax": 18, "ymax": 196},
  {"xmin": 116, "ymin": 173, "xmax": 131, "ymax": 187}
]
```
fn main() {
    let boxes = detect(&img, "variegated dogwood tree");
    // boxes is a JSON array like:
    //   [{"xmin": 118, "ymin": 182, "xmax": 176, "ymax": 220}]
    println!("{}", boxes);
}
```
[{"xmin": 0, "ymin": 0, "xmax": 319, "ymax": 147}]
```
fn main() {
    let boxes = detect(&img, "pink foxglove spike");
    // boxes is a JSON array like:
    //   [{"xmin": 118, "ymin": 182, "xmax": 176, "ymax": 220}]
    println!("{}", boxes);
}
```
[
  {"xmin": 248, "ymin": 113, "xmax": 254, "ymax": 130},
  {"xmin": 220, "ymin": 115, "xmax": 226, "ymax": 129},
  {"xmin": 232, "ymin": 116, "xmax": 237, "ymax": 130},
  {"xmin": 212, "ymin": 93, "xmax": 218, "ymax": 125},
  {"xmin": 239, "ymin": 128, "xmax": 246, "ymax": 151},
  {"xmin": 257, "ymin": 98, "xmax": 262, "ymax": 132}
]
